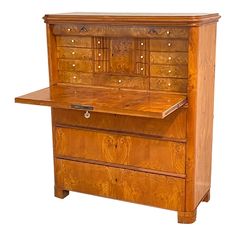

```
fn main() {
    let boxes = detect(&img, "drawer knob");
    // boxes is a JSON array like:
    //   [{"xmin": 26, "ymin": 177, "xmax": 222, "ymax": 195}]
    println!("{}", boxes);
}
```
[
  {"xmin": 67, "ymin": 28, "xmax": 71, "ymax": 32},
  {"xmin": 118, "ymin": 80, "xmax": 122, "ymax": 83},
  {"xmin": 84, "ymin": 111, "xmax": 91, "ymax": 119},
  {"xmin": 168, "ymin": 56, "xmax": 172, "ymax": 60},
  {"xmin": 98, "ymin": 65, "xmax": 101, "ymax": 69},
  {"xmin": 168, "ymin": 42, "xmax": 171, "ymax": 47},
  {"xmin": 140, "ymin": 55, "xmax": 144, "ymax": 59},
  {"xmin": 71, "ymin": 39, "xmax": 75, "ymax": 43},
  {"xmin": 140, "ymin": 42, "xmax": 144, "ymax": 46},
  {"xmin": 168, "ymin": 70, "xmax": 172, "ymax": 73},
  {"xmin": 72, "ymin": 51, "xmax": 75, "ymax": 55},
  {"xmin": 97, "ymin": 41, "xmax": 101, "ymax": 44},
  {"xmin": 73, "ymin": 76, "xmax": 77, "ymax": 79},
  {"xmin": 168, "ymin": 83, "xmax": 171, "ymax": 86},
  {"xmin": 166, "ymin": 30, "xmax": 170, "ymax": 35},
  {"xmin": 72, "ymin": 64, "xmax": 76, "ymax": 67},
  {"xmin": 140, "ymin": 67, "xmax": 144, "ymax": 71},
  {"xmin": 98, "ymin": 53, "xmax": 102, "ymax": 57}
]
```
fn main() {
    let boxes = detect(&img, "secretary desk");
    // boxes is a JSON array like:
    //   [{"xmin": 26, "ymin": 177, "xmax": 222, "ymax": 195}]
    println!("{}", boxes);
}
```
[{"xmin": 15, "ymin": 13, "xmax": 220, "ymax": 223}]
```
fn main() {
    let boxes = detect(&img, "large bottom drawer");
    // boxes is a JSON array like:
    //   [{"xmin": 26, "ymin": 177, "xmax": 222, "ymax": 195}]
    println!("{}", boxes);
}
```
[
  {"xmin": 55, "ymin": 159, "xmax": 185, "ymax": 211},
  {"xmin": 55, "ymin": 126, "xmax": 185, "ymax": 175}
]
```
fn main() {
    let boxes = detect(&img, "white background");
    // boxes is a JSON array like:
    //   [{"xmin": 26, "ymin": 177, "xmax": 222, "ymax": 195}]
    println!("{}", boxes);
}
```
[{"xmin": 0, "ymin": 0, "xmax": 235, "ymax": 235}]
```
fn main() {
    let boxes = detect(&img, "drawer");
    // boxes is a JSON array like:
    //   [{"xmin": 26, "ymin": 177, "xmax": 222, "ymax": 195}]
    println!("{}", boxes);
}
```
[
  {"xmin": 52, "ymin": 108, "xmax": 187, "ymax": 140},
  {"xmin": 55, "ymin": 158, "xmax": 185, "ymax": 211},
  {"xmin": 150, "ymin": 39, "xmax": 188, "ymax": 52},
  {"xmin": 55, "ymin": 126, "xmax": 185, "ymax": 174},
  {"xmin": 58, "ymin": 59, "xmax": 93, "ymax": 72},
  {"xmin": 58, "ymin": 71, "xmax": 93, "ymax": 85},
  {"xmin": 93, "ymin": 75, "xmax": 149, "ymax": 90},
  {"xmin": 57, "ymin": 47, "xmax": 93, "ymax": 60},
  {"xmin": 53, "ymin": 24, "xmax": 188, "ymax": 39},
  {"xmin": 150, "ymin": 65, "xmax": 188, "ymax": 78},
  {"xmin": 150, "ymin": 52, "xmax": 188, "ymax": 65},
  {"xmin": 56, "ymin": 36, "xmax": 92, "ymax": 48},
  {"xmin": 150, "ymin": 78, "xmax": 188, "ymax": 93}
]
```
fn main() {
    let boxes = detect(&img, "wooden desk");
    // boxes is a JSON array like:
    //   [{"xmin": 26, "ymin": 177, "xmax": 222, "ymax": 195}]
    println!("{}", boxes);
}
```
[{"xmin": 15, "ymin": 13, "xmax": 220, "ymax": 223}]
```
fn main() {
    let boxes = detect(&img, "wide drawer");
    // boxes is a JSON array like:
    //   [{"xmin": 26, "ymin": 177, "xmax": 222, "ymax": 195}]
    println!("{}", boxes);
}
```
[
  {"xmin": 58, "ymin": 59, "xmax": 93, "ymax": 72},
  {"xmin": 56, "ymin": 36, "xmax": 92, "ymax": 48},
  {"xmin": 55, "ymin": 158, "xmax": 185, "ymax": 211},
  {"xmin": 150, "ymin": 78, "xmax": 188, "ymax": 93},
  {"xmin": 55, "ymin": 126, "xmax": 185, "ymax": 174},
  {"xmin": 53, "ymin": 24, "xmax": 188, "ymax": 39},
  {"xmin": 150, "ymin": 39, "xmax": 188, "ymax": 52},
  {"xmin": 150, "ymin": 65, "xmax": 188, "ymax": 78},
  {"xmin": 150, "ymin": 52, "xmax": 188, "ymax": 65},
  {"xmin": 57, "ymin": 47, "xmax": 93, "ymax": 60},
  {"xmin": 52, "ymin": 108, "xmax": 187, "ymax": 140}
]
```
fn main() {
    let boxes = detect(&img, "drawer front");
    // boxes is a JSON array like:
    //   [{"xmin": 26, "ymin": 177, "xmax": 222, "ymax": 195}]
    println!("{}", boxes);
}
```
[
  {"xmin": 57, "ymin": 47, "xmax": 93, "ymax": 60},
  {"xmin": 150, "ymin": 78, "xmax": 188, "ymax": 93},
  {"xmin": 56, "ymin": 36, "xmax": 92, "ymax": 48},
  {"xmin": 58, "ymin": 71, "xmax": 93, "ymax": 85},
  {"xmin": 150, "ymin": 39, "xmax": 188, "ymax": 52},
  {"xmin": 93, "ymin": 75, "xmax": 149, "ymax": 90},
  {"xmin": 150, "ymin": 65, "xmax": 188, "ymax": 78},
  {"xmin": 52, "ymin": 108, "xmax": 187, "ymax": 140},
  {"xmin": 55, "ymin": 158, "xmax": 185, "ymax": 211},
  {"xmin": 58, "ymin": 59, "xmax": 93, "ymax": 72},
  {"xmin": 150, "ymin": 52, "xmax": 188, "ymax": 65},
  {"xmin": 55, "ymin": 127, "xmax": 185, "ymax": 174},
  {"xmin": 53, "ymin": 24, "xmax": 188, "ymax": 39}
]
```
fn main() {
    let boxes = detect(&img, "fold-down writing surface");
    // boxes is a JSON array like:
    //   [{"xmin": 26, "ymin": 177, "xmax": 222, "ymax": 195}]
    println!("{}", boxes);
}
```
[{"xmin": 15, "ymin": 85, "xmax": 187, "ymax": 119}]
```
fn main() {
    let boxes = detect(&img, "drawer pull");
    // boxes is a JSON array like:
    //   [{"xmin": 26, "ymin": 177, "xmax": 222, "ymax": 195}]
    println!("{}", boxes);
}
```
[
  {"xmin": 71, "ymin": 104, "xmax": 94, "ymax": 111},
  {"xmin": 84, "ymin": 111, "xmax": 91, "ymax": 119}
]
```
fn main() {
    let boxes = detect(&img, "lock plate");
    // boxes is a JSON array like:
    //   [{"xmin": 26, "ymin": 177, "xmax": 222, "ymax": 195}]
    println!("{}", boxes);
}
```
[{"xmin": 71, "ymin": 104, "xmax": 94, "ymax": 111}]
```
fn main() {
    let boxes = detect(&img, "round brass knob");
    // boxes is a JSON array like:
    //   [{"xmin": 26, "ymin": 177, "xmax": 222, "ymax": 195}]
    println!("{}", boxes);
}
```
[
  {"xmin": 97, "ymin": 41, "xmax": 101, "ymax": 44},
  {"xmin": 72, "ymin": 51, "xmax": 75, "ymax": 55},
  {"xmin": 168, "ymin": 42, "xmax": 171, "ymax": 47},
  {"xmin": 168, "ymin": 70, "xmax": 172, "ymax": 73},
  {"xmin": 168, "ymin": 83, "xmax": 171, "ymax": 86},
  {"xmin": 71, "ymin": 39, "xmax": 75, "ymax": 43},
  {"xmin": 140, "ymin": 42, "xmax": 144, "ymax": 46},
  {"xmin": 73, "ymin": 76, "xmax": 77, "ymax": 79},
  {"xmin": 84, "ymin": 111, "xmax": 91, "ymax": 119},
  {"xmin": 67, "ymin": 28, "xmax": 71, "ymax": 32},
  {"xmin": 118, "ymin": 80, "xmax": 122, "ymax": 83},
  {"xmin": 168, "ymin": 56, "xmax": 172, "ymax": 60},
  {"xmin": 166, "ymin": 31, "xmax": 170, "ymax": 35},
  {"xmin": 98, "ymin": 53, "xmax": 102, "ymax": 57},
  {"xmin": 72, "ymin": 64, "xmax": 76, "ymax": 67},
  {"xmin": 98, "ymin": 65, "xmax": 101, "ymax": 69},
  {"xmin": 140, "ymin": 55, "xmax": 144, "ymax": 59}
]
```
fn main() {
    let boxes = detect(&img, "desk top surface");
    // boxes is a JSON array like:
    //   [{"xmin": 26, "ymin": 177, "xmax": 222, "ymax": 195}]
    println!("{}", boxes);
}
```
[
  {"xmin": 15, "ymin": 85, "xmax": 187, "ymax": 119},
  {"xmin": 43, "ymin": 12, "xmax": 220, "ymax": 26}
]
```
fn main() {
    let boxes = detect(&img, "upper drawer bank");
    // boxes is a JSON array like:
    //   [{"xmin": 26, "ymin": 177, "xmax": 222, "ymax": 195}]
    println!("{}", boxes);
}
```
[{"xmin": 53, "ymin": 24, "xmax": 189, "ymax": 39}]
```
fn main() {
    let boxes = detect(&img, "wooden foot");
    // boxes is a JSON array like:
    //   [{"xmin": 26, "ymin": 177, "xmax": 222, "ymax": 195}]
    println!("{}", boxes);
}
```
[
  {"xmin": 178, "ymin": 210, "xmax": 197, "ymax": 224},
  {"xmin": 55, "ymin": 187, "xmax": 69, "ymax": 199},
  {"xmin": 202, "ymin": 190, "xmax": 210, "ymax": 202}
]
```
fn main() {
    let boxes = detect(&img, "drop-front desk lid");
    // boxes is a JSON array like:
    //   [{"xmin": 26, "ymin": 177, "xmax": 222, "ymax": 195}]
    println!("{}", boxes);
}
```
[{"xmin": 15, "ymin": 84, "xmax": 187, "ymax": 119}]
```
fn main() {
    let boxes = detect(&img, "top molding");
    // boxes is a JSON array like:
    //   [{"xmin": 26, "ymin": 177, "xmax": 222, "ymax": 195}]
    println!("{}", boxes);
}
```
[{"xmin": 43, "ymin": 12, "xmax": 220, "ymax": 26}]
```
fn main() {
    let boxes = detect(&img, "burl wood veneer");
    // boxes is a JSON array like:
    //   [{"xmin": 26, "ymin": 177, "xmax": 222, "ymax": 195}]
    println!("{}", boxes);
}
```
[{"xmin": 15, "ymin": 13, "xmax": 220, "ymax": 223}]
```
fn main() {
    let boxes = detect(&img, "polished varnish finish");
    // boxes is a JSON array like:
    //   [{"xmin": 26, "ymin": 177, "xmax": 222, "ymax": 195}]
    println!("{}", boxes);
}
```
[{"xmin": 15, "ymin": 13, "xmax": 220, "ymax": 223}]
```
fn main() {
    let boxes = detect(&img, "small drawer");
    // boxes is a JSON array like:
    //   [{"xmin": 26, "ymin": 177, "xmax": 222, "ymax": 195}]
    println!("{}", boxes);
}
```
[
  {"xmin": 136, "ymin": 63, "xmax": 149, "ymax": 76},
  {"xmin": 150, "ymin": 39, "xmax": 188, "ymax": 52},
  {"xmin": 58, "ymin": 59, "xmax": 93, "ymax": 72},
  {"xmin": 58, "ymin": 71, "xmax": 93, "ymax": 85},
  {"xmin": 55, "ymin": 126, "xmax": 185, "ymax": 174},
  {"xmin": 150, "ymin": 78, "xmax": 188, "ymax": 93},
  {"xmin": 57, "ymin": 47, "xmax": 93, "ymax": 60},
  {"xmin": 56, "ymin": 36, "xmax": 92, "ymax": 48},
  {"xmin": 55, "ymin": 159, "xmax": 185, "ymax": 211},
  {"xmin": 150, "ymin": 65, "xmax": 188, "ymax": 78},
  {"xmin": 150, "ymin": 52, "xmax": 188, "ymax": 65}
]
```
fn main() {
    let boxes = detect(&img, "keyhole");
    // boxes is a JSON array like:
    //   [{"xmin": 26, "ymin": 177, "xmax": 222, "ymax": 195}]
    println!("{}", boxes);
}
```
[
  {"xmin": 115, "ymin": 144, "xmax": 118, "ymax": 148},
  {"xmin": 115, "ymin": 178, "xmax": 118, "ymax": 182}
]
